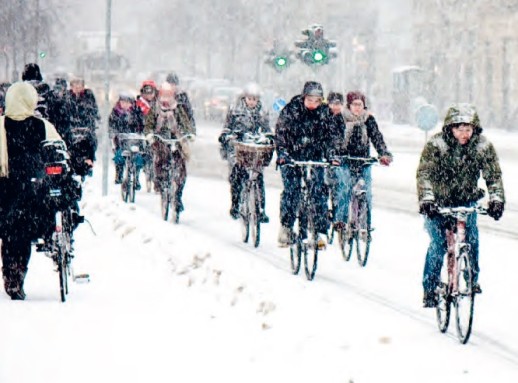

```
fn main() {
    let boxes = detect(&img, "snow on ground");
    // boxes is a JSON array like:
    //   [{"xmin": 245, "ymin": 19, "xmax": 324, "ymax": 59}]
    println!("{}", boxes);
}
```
[
  {"xmin": 1, "ymin": 122, "xmax": 518, "ymax": 383},
  {"xmin": 1, "ymin": 162, "xmax": 518, "ymax": 382}
]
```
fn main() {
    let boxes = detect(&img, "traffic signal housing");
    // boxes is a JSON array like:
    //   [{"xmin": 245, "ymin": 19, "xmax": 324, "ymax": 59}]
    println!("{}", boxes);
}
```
[
  {"xmin": 295, "ymin": 24, "xmax": 338, "ymax": 66},
  {"xmin": 265, "ymin": 46, "xmax": 293, "ymax": 73}
]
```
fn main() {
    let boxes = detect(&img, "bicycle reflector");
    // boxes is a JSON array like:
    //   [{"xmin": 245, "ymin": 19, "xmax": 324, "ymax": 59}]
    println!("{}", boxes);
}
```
[{"xmin": 45, "ymin": 165, "xmax": 64, "ymax": 175}]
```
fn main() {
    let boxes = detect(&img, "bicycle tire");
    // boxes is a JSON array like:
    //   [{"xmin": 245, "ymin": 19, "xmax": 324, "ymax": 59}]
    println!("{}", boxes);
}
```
[
  {"xmin": 435, "ymin": 279, "xmax": 451, "ymax": 333},
  {"xmin": 290, "ymin": 238, "xmax": 302, "ymax": 275},
  {"xmin": 303, "ymin": 232, "xmax": 318, "ymax": 281},
  {"xmin": 129, "ymin": 163, "xmax": 136, "ymax": 203},
  {"xmin": 161, "ymin": 187, "xmax": 170, "ymax": 221},
  {"xmin": 250, "ymin": 182, "xmax": 261, "ymax": 247},
  {"xmin": 239, "ymin": 187, "xmax": 249, "ymax": 243},
  {"xmin": 171, "ymin": 181, "xmax": 180, "ymax": 224},
  {"xmin": 356, "ymin": 196, "xmax": 371, "ymax": 267},
  {"xmin": 145, "ymin": 162, "xmax": 154, "ymax": 193},
  {"xmin": 338, "ymin": 227, "xmax": 354, "ymax": 262},
  {"xmin": 121, "ymin": 167, "xmax": 129, "ymax": 203},
  {"xmin": 455, "ymin": 249, "xmax": 475, "ymax": 344}
]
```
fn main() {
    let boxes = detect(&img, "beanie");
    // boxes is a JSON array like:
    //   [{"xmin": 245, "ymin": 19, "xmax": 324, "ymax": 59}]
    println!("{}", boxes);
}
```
[{"xmin": 302, "ymin": 81, "xmax": 324, "ymax": 97}]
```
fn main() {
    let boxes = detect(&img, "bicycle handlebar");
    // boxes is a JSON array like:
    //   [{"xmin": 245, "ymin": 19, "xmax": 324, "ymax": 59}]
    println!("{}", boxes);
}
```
[
  {"xmin": 150, "ymin": 133, "xmax": 194, "ymax": 146},
  {"xmin": 438, "ymin": 205, "xmax": 488, "ymax": 217},
  {"xmin": 286, "ymin": 160, "xmax": 329, "ymax": 168},
  {"xmin": 116, "ymin": 133, "xmax": 147, "ymax": 141},
  {"xmin": 330, "ymin": 155, "xmax": 379, "ymax": 166}
]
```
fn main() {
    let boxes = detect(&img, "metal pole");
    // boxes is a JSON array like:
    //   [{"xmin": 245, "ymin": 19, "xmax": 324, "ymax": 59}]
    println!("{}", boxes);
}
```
[
  {"xmin": 35, "ymin": 0, "xmax": 40, "ymax": 63},
  {"xmin": 102, "ymin": 0, "xmax": 112, "ymax": 196}
]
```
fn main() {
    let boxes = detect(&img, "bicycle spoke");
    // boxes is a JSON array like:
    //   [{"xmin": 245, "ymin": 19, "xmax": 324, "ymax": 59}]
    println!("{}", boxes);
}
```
[{"xmin": 455, "ymin": 251, "xmax": 475, "ymax": 344}]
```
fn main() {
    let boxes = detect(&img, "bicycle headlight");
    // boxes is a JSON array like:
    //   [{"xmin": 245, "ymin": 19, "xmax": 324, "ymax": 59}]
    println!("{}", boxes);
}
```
[{"xmin": 130, "ymin": 145, "xmax": 140, "ymax": 153}]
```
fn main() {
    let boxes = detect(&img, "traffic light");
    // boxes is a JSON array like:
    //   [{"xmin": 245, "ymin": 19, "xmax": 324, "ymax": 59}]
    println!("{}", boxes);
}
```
[
  {"xmin": 295, "ymin": 24, "xmax": 338, "ymax": 66},
  {"xmin": 265, "ymin": 42, "xmax": 293, "ymax": 73},
  {"xmin": 38, "ymin": 51, "xmax": 46, "ymax": 59}
]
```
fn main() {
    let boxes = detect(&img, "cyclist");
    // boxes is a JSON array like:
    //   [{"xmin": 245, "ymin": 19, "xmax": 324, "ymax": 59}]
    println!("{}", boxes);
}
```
[
  {"xmin": 275, "ymin": 81, "xmax": 333, "ymax": 248},
  {"xmin": 417, "ymin": 103, "xmax": 505, "ymax": 308},
  {"xmin": 144, "ymin": 82, "xmax": 195, "ymax": 212},
  {"xmin": 21, "ymin": 63, "xmax": 51, "ymax": 119},
  {"xmin": 0, "ymin": 82, "xmax": 63, "ymax": 300},
  {"xmin": 68, "ymin": 77, "xmax": 100, "ymax": 173},
  {"xmin": 136, "ymin": 80, "xmax": 158, "ymax": 117},
  {"xmin": 165, "ymin": 72, "xmax": 196, "ymax": 130},
  {"xmin": 218, "ymin": 82, "xmax": 271, "ymax": 222},
  {"xmin": 329, "ymin": 90, "xmax": 392, "ymax": 231},
  {"xmin": 325, "ymin": 91, "xmax": 345, "ymax": 221},
  {"xmin": 48, "ymin": 78, "xmax": 73, "ymax": 147},
  {"xmin": 109, "ymin": 93, "xmax": 144, "ymax": 186}
]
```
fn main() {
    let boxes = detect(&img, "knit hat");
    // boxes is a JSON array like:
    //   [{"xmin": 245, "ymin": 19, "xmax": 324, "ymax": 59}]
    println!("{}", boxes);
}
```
[
  {"xmin": 166, "ymin": 72, "xmax": 179, "ymax": 85},
  {"xmin": 328, "ymin": 92, "xmax": 344, "ymax": 104},
  {"xmin": 302, "ymin": 81, "xmax": 323, "ymax": 97},
  {"xmin": 346, "ymin": 91, "xmax": 366, "ymax": 107},
  {"xmin": 22, "ymin": 63, "xmax": 43, "ymax": 82}
]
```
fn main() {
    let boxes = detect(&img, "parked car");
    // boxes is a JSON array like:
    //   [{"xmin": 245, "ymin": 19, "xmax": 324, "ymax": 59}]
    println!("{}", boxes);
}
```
[{"xmin": 203, "ymin": 86, "xmax": 242, "ymax": 122}]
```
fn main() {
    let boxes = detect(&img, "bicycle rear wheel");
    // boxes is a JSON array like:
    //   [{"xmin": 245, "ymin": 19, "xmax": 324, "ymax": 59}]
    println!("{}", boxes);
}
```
[
  {"xmin": 455, "ymin": 249, "xmax": 475, "ymax": 344},
  {"xmin": 356, "ymin": 196, "xmax": 371, "ymax": 267},
  {"xmin": 303, "ymin": 231, "xmax": 318, "ymax": 281}
]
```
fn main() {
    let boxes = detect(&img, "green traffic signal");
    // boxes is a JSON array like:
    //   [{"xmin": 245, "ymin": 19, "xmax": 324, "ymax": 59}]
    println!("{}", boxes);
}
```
[
  {"xmin": 312, "ymin": 49, "xmax": 326, "ymax": 63},
  {"xmin": 275, "ymin": 56, "xmax": 287, "ymax": 68},
  {"xmin": 39, "ymin": 51, "xmax": 46, "ymax": 58}
]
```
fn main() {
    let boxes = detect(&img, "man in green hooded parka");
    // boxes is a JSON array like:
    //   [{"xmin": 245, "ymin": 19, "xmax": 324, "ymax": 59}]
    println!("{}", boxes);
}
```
[{"xmin": 416, "ymin": 103, "xmax": 505, "ymax": 308}]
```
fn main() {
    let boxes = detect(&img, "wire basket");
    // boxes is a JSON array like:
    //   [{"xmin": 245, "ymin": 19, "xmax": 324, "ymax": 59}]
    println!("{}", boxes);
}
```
[{"xmin": 234, "ymin": 142, "xmax": 274, "ymax": 168}]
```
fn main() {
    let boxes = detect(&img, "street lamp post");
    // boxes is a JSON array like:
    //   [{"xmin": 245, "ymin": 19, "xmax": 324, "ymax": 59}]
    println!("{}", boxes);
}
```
[{"xmin": 102, "ymin": 0, "xmax": 112, "ymax": 196}]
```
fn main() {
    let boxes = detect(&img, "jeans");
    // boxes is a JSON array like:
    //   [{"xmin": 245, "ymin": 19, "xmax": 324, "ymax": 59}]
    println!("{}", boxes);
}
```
[
  {"xmin": 280, "ymin": 165, "xmax": 328, "ymax": 234},
  {"xmin": 332, "ymin": 165, "xmax": 372, "ymax": 226},
  {"xmin": 422, "ymin": 213, "xmax": 479, "ymax": 294}
]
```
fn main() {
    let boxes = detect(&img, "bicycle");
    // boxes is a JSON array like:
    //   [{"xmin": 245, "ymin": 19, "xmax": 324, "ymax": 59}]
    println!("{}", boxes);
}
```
[
  {"xmin": 284, "ymin": 160, "xmax": 329, "ymax": 281},
  {"xmin": 435, "ymin": 204, "xmax": 487, "ymax": 344},
  {"xmin": 151, "ymin": 134, "xmax": 193, "ymax": 224},
  {"xmin": 232, "ymin": 134, "xmax": 273, "ymax": 247},
  {"xmin": 37, "ymin": 140, "xmax": 89, "ymax": 302},
  {"xmin": 333, "ymin": 156, "xmax": 378, "ymax": 267},
  {"xmin": 117, "ymin": 133, "xmax": 147, "ymax": 203}
]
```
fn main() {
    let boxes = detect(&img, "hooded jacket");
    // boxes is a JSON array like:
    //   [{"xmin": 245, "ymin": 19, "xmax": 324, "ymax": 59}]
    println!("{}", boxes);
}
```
[
  {"xmin": 416, "ymin": 104, "xmax": 505, "ymax": 207},
  {"xmin": 275, "ymin": 95, "xmax": 333, "ymax": 161},
  {"xmin": 0, "ymin": 82, "xmax": 61, "ymax": 178}
]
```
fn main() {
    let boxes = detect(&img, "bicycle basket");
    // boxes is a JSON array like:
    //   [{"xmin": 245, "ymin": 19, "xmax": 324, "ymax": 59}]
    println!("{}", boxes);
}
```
[{"xmin": 234, "ymin": 142, "xmax": 274, "ymax": 168}]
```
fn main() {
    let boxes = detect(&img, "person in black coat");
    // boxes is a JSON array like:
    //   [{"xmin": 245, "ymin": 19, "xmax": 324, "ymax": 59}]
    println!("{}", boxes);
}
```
[
  {"xmin": 0, "ymin": 82, "xmax": 63, "ymax": 300},
  {"xmin": 274, "ymin": 81, "xmax": 333, "ymax": 247},
  {"xmin": 109, "ymin": 94, "xmax": 144, "ymax": 185}
]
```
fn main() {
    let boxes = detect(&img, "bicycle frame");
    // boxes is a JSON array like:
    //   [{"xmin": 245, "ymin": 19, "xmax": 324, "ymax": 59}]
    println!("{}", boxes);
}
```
[
  {"xmin": 117, "ymin": 133, "xmax": 147, "ymax": 203},
  {"xmin": 152, "ymin": 134, "xmax": 192, "ymax": 223},
  {"xmin": 286, "ymin": 160, "xmax": 329, "ymax": 281},
  {"xmin": 436, "ymin": 205, "xmax": 486, "ymax": 344},
  {"xmin": 333, "ymin": 156, "xmax": 378, "ymax": 266}
]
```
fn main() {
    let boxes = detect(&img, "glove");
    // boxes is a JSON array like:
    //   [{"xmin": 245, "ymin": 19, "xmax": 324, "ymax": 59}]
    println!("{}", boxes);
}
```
[
  {"xmin": 419, "ymin": 201, "xmax": 440, "ymax": 218},
  {"xmin": 487, "ymin": 200, "xmax": 504, "ymax": 221},
  {"xmin": 186, "ymin": 134, "xmax": 195, "ymax": 143},
  {"xmin": 379, "ymin": 155, "xmax": 392, "ymax": 166},
  {"xmin": 276, "ymin": 152, "xmax": 291, "ymax": 165}
]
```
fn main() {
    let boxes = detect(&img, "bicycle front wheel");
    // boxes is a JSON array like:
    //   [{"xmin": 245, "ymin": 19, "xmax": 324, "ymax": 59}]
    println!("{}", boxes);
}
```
[
  {"xmin": 356, "ymin": 196, "xmax": 371, "ymax": 267},
  {"xmin": 161, "ymin": 187, "xmax": 170, "ymax": 221},
  {"xmin": 455, "ymin": 249, "xmax": 475, "ymax": 344},
  {"xmin": 250, "ymin": 182, "xmax": 261, "ymax": 248},
  {"xmin": 338, "ymin": 226, "xmax": 354, "ymax": 262},
  {"xmin": 171, "ymin": 181, "xmax": 180, "ymax": 224},
  {"xmin": 129, "ymin": 163, "xmax": 136, "ymax": 203},
  {"xmin": 290, "ymin": 220, "xmax": 302, "ymax": 275},
  {"xmin": 121, "ymin": 163, "xmax": 130, "ymax": 203},
  {"xmin": 303, "ymin": 234, "xmax": 318, "ymax": 281},
  {"xmin": 239, "ymin": 187, "xmax": 249, "ymax": 243}
]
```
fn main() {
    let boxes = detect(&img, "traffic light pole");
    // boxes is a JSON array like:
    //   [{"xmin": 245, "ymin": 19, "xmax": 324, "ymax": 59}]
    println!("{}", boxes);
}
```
[{"xmin": 102, "ymin": 0, "xmax": 112, "ymax": 196}]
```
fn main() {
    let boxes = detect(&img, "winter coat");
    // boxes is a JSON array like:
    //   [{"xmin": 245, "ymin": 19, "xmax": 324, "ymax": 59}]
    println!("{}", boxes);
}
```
[
  {"xmin": 144, "ymin": 99, "xmax": 194, "ymax": 139},
  {"xmin": 333, "ymin": 109, "xmax": 391, "ymax": 158},
  {"xmin": 176, "ymin": 91, "xmax": 196, "ymax": 129},
  {"xmin": 109, "ymin": 101, "xmax": 144, "ymax": 136},
  {"xmin": 0, "ymin": 82, "xmax": 62, "ymax": 238},
  {"xmin": 47, "ymin": 90, "xmax": 73, "ymax": 147},
  {"xmin": 275, "ymin": 95, "xmax": 333, "ymax": 162},
  {"xmin": 69, "ymin": 89, "xmax": 100, "ymax": 129},
  {"xmin": 416, "ymin": 116, "xmax": 505, "ymax": 207}
]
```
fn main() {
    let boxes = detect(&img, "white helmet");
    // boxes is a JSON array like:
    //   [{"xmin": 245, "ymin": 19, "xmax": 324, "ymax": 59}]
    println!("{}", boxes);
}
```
[{"xmin": 243, "ymin": 82, "xmax": 261, "ymax": 98}]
